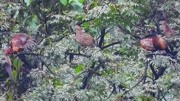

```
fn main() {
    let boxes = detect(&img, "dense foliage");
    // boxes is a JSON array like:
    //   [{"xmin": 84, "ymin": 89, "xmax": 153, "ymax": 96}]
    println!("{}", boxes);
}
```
[{"xmin": 0, "ymin": 0, "xmax": 180, "ymax": 101}]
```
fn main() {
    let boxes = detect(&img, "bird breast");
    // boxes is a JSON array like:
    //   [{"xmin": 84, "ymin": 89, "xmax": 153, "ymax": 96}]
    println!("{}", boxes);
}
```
[
  {"xmin": 75, "ymin": 32, "xmax": 95, "ymax": 47},
  {"xmin": 153, "ymin": 36, "xmax": 167, "ymax": 50}
]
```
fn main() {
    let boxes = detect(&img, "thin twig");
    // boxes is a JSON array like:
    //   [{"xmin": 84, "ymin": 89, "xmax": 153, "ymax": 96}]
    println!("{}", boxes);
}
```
[
  {"xmin": 81, "ymin": 57, "xmax": 105, "ymax": 89},
  {"xmin": 17, "ymin": 52, "xmax": 56, "ymax": 76},
  {"xmin": 98, "ymin": 27, "xmax": 106, "ymax": 49},
  {"xmin": 101, "ymin": 41, "xmax": 121, "ymax": 50},
  {"xmin": 65, "ymin": 52, "xmax": 90, "ymax": 58},
  {"xmin": 156, "ymin": 85, "xmax": 168, "ymax": 101}
]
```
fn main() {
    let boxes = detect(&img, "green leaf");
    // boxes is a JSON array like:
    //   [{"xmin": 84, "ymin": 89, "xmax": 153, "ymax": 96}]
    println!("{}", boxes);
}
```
[
  {"xmin": 6, "ymin": 92, "xmax": 13, "ymax": 101},
  {"xmin": 69, "ymin": 0, "xmax": 73, "ymax": 3},
  {"xmin": 12, "ymin": 70, "xmax": 18, "ymax": 82},
  {"xmin": 83, "ymin": 22, "xmax": 90, "ymax": 29},
  {"xmin": 29, "ymin": 15, "xmax": 39, "ymax": 30},
  {"xmin": 60, "ymin": 0, "xmax": 68, "ymax": 6},
  {"xmin": 12, "ymin": 58, "xmax": 23, "ymax": 74},
  {"xmin": 136, "ymin": 95, "xmax": 155, "ymax": 101},
  {"xmin": 13, "ymin": 10, "xmax": 19, "ymax": 19},
  {"xmin": 118, "ymin": 0, "xmax": 125, "ymax": 3},
  {"xmin": 100, "ymin": 69, "xmax": 114, "ymax": 76},
  {"xmin": 126, "ymin": 26, "xmax": 131, "ymax": 32},
  {"xmin": 12, "ymin": 58, "xmax": 23, "ymax": 69},
  {"xmin": 79, "ymin": 0, "xmax": 85, "ymax": 4},
  {"xmin": 75, "ymin": 64, "xmax": 85, "ymax": 74},
  {"xmin": 105, "ymin": 33, "xmax": 110, "ymax": 39},
  {"xmin": 70, "ymin": 1, "xmax": 83, "ymax": 11},
  {"xmin": 53, "ymin": 78, "xmax": 63, "ymax": 88},
  {"xmin": 24, "ymin": 0, "xmax": 31, "ymax": 6},
  {"xmin": 69, "ymin": 0, "xmax": 84, "ymax": 4},
  {"xmin": 136, "ymin": 97, "xmax": 143, "ymax": 101}
]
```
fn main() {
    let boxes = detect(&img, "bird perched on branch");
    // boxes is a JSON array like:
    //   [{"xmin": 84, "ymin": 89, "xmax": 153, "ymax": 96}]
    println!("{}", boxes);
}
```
[
  {"xmin": 5, "ymin": 33, "xmax": 35, "ymax": 55},
  {"xmin": 140, "ymin": 38, "xmax": 155, "ymax": 51},
  {"xmin": 140, "ymin": 29, "xmax": 169, "ymax": 52},
  {"xmin": 3, "ymin": 33, "xmax": 35, "ymax": 81},
  {"xmin": 151, "ymin": 30, "xmax": 167, "ymax": 50},
  {"xmin": 75, "ymin": 25, "xmax": 95, "ymax": 47}
]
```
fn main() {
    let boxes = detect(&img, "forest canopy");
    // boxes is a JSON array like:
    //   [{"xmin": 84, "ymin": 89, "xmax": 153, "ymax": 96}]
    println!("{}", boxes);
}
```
[{"xmin": 0, "ymin": 0, "xmax": 180, "ymax": 101}]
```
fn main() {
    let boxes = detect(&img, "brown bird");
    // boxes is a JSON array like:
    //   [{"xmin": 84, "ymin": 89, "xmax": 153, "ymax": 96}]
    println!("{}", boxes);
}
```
[
  {"xmin": 3, "ymin": 33, "xmax": 35, "ymax": 81},
  {"xmin": 151, "ymin": 30, "xmax": 167, "ymax": 50},
  {"xmin": 75, "ymin": 25, "xmax": 95, "ymax": 47},
  {"xmin": 9, "ymin": 33, "xmax": 35, "ymax": 53},
  {"xmin": 140, "ymin": 38, "xmax": 155, "ymax": 51},
  {"xmin": 140, "ymin": 30, "xmax": 168, "ymax": 52},
  {"xmin": 160, "ymin": 20, "xmax": 174, "ymax": 36}
]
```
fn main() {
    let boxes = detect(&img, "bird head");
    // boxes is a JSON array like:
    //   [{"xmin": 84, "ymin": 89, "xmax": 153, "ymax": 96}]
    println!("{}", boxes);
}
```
[
  {"xmin": 75, "ymin": 25, "xmax": 82, "ymax": 32},
  {"xmin": 10, "ymin": 37, "xmax": 23, "ymax": 53},
  {"xmin": 151, "ymin": 29, "xmax": 158, "ymax": 36}
]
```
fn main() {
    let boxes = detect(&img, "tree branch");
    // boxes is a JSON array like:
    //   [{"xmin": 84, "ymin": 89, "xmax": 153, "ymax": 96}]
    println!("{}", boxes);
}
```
[
  {"xmin": 65, "ymin": 52, "xmax": 90, "ymax": 58},
  {"xmin": 101, "ymin": 41, "xmax": 121, "ymax": 50},
  {"xmin": 150, "ymin": 64, "xmax": 166, "ymax": 80},
  {"xmin": 118, "ymin": 25, "xmax": 141, "ymax": 39},
  {"xmin": 81, "ymin": 57, "xmax": 105, "ymax": 89},
  {"xmin": 81, "ymin": 62, "xmax": 97, "ymax": 89},
  {"xmin": 98, "ymin": 27, "xmax": 106, "ymax": 49},
  {"xmin": 17, "ymin": 52, "xmax": 56, "ymax": 76}
]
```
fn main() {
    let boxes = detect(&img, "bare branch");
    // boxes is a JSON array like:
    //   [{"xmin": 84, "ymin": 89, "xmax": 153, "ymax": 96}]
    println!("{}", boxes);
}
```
[
  {"xmin": 101, "ymin": 41, "xmax": 121, "ymax": 50},
  {"xmin": 65, "ymin": 52, "xmax": 90, "ymax": 58}
]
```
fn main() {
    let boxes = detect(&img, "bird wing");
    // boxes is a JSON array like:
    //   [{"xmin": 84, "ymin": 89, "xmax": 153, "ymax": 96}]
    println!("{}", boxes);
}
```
[
  {"xmin": 140, "ymin": 38, "xmax": 155, "ymax": 51},
  {"xmin": 23, "ymin": 36, "xmax": 36, "ymax": 50},
  {"xmin": 81, "ymin": 33, "xmax": 94, "ymax": 46},
  {"xmin": 11, "ymin": 33, "xmax": 36, "ymax": 52}
]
